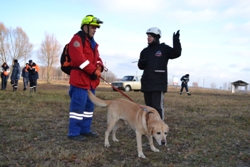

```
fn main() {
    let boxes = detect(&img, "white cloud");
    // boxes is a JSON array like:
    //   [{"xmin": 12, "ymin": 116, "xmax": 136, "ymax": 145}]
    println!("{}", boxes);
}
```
[
  {"xmin": 96, "ymin": 0, "xmax": 167, "ymax": 13},
  {"xmin": 172, "ymin": 9, "xmax": 218, "ymax": 23},
  {"xmin": 185, "ymin": 0, "xmax": 228, "ymax": 8}
]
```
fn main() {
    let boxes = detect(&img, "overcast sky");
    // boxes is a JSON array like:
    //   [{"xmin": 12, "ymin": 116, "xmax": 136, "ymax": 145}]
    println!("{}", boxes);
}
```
[{"xmin": 1, "ymin": 0, "xmax": 249, "ymax": 88}]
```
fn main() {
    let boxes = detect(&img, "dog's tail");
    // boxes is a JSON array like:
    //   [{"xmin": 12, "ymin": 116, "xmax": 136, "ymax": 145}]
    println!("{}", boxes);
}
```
[{"xmin": 88, "ymin": 90, "xmax": 111, "ymax": 107}]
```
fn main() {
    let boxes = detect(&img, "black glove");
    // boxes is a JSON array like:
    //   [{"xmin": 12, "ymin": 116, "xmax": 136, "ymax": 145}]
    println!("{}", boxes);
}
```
[
  {"xmin": 138, "ymin": 59, "xmax": 147, "ymax": 69},
  {"xmin": 173, "ymin": 30, "xmax": 180, "ymax": 39},
  {"xmin": 90, "ymin": 73, "xmax": 97, "ymax": 80},
  {"xmin": 139, "ymin": 59, "xmax": 147, "ymax": 65},
  {"xmin": 90, "ymin": 70, "xmax": 101, "ymax": 80}
]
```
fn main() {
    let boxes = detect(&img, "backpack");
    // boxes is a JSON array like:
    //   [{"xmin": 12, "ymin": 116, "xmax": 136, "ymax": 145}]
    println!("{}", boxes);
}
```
[{"xmin": 60, "ymin": 31, "xmax": 86, "ymax": 75}]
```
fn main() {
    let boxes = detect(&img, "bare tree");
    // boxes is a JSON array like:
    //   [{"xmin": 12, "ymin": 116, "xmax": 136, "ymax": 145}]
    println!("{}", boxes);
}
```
[
  {"xmin": 37, "ymin": 33, "xmax": 61, "ymax": 83},
  {"xmin": 7, "ymin": 27, "xmax": 33, "ymax": 64},
  {"xmin": 103, "ymin": 70, "xmax": 117, "ymax": 83},
  {"xmin": 0, "ymin": 22, "xmax": 9, "ymax": 63}
]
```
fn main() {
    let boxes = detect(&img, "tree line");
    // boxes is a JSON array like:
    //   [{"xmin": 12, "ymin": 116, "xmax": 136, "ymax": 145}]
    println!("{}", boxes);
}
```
[{"xmin": 0, "ymin": 22, "xmax": 117, "ymax": 83}]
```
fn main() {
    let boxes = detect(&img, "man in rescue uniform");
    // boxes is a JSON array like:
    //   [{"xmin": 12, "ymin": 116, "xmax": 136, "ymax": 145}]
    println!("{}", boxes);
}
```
[
  {"xmin": 67, "ymin": 15, "xmax": 104, "ymax": 141},
  {"xmin": 27, "ymin": 60, "xmax": 39, "ymax": 92},
  {"xmin": 138, "ymin": 27, "xmax": 182, "ymax": 120},
  {"xmin": 180, "ymin": 74, "xmax": 191, "ymax": 95},
  {"xmin": 10, "ymin": 59, "xmax": 21, "ymax": 91}
]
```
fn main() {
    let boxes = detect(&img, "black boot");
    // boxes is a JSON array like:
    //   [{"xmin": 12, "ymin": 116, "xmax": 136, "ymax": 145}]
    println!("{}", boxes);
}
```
[{"xmin": 68, "ymin": 135, "xmax": 86, "ymax": 141}]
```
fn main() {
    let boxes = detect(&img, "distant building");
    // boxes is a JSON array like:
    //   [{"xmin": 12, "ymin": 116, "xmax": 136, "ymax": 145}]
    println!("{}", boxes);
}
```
[
  {"xmin": 173, "ymin": 77, "xmax": 179, "ymax": 86},
  {"xmin": 231, "ymin": 80, "xmax": 249, "ymax": 93},
  {"xmin": 192, "ymin": 82, "xmax": 198, "ymax": 88}
]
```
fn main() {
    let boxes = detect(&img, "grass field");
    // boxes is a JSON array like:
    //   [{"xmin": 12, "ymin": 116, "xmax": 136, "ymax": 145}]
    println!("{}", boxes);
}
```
[{"xmin": 0, "ymin": 81, "xmax": 249, "ymax": 167}]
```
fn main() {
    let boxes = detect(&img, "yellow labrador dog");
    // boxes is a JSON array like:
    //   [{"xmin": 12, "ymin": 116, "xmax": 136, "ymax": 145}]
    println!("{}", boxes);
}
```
[{"xmin": 88, "ymin": 90, "xmax": 169, "ymax": 158}]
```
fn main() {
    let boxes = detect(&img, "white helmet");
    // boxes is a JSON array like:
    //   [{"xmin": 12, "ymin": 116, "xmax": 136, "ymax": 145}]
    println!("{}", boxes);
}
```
[{"xmin": 146, "ymin": 27, "xmax": 161, "ymax": 38}]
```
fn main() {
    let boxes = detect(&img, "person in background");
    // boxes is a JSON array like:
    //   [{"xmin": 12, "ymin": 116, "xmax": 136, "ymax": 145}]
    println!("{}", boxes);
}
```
[
  {"xmin": 10, "ymin": 59, "xmax": 21, "ymax": 91},
  {"xmin": 180, "ymin": 74, "xmax": 191, "ymax": 95},
  {"xmin": 21, "ymin": 63, "xmax": 29, "ymax": 91},
  {"xmin": 138, "ymin": 27, "xmax": 182, "ymax": 120},
  {"xmin": 1, "ymin": 62, "xmax": 10, "ymax": 90},
  {"xmin": 67, "ymin": 14, "xmax": 104, "ymax": 141},
  {"xmin": 27, "ymin": 60, "xmax": 39, "ymax": 92}
]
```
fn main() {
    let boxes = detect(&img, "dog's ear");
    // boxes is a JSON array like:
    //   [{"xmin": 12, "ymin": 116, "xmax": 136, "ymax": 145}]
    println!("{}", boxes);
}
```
[
  {"xmin": 148, "ymin": 125, "xmax": 154, "ymax": 135},
  {"xmin": 165, "ymin": 125, "xmax": 170, "ymax": 133}
]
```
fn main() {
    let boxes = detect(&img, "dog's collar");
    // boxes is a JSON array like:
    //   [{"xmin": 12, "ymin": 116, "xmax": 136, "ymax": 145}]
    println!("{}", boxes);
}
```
[{"xmin": 141, "ymin": 107, "xmax": 154, "ymax": 126}]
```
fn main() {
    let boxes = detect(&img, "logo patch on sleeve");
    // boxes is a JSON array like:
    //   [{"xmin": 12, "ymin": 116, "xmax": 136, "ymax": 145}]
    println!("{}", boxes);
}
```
[
  {"xmin": 155, "ymin": 50, "xmax": 162, "ymax": 57},
  {"xmin": 73, "ymin": 41, "xmax": 80, "ymax": 47}
]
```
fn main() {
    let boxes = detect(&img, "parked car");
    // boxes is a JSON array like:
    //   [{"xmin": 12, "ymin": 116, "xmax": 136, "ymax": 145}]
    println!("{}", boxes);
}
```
[{"xmin": 111, "ymin": 75, "xmax": 141, "ymax": 92}]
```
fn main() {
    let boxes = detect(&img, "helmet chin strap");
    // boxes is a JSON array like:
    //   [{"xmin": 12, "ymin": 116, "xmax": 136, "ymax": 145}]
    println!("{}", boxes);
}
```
[
  {"xmin": 82, "ymin": 25, "xmax": 92, "ymax": 39},
  {"xmin": 87, "ymin": 25, "xmax": 93, "ymax": 39}
]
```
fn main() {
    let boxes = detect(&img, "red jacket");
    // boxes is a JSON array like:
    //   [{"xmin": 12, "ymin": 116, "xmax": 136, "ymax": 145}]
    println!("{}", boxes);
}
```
[{"xmin": 69, "ymin": 34, "xmax": 103, "ymax": 89}]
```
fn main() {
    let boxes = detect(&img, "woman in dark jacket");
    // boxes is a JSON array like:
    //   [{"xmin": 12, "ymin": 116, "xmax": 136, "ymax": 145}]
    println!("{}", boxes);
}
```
[
  {"xmin": 10, "ymin": 59, "xmax": 21, "ymax": 91},
  {"xmin": 1, "ymin": 62, "xmax": 10, "ymax": 90},
  {"xmin": 21, "ymin": 63, "xmax": 29, "ymax": 91},
  {"xmin": 138, "ymin": 27, "xmax": 182, "ymax": 120}
]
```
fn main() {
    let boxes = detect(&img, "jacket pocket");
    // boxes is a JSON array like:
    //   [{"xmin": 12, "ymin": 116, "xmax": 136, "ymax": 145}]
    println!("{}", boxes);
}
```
[{"xmin": 154, "ymin": 70, "xmax": 167, "ymax": 83}]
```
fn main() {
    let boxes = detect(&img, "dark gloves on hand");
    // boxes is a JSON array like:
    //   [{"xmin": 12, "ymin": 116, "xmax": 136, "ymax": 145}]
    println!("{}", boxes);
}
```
[
  {"xmin": 139, "ymin": 59, "xmax": 147, "ymax": 64},
  {"xmin": 138, "ymin": 59, "xmax": 147, "ymax": 69},
  {"xmin": 173, "ymin": 30, "xmax": 180, "ymax": 39},
  {"xmin": 90, "ymin": 69, "xmax": 101, "ymax": 80}
]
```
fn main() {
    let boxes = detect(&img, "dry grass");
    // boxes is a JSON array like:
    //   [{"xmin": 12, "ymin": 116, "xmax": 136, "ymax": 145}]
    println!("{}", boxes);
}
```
[{"xmin": 0, "ymin": 82, "xmax": 249, "ymax": 167}]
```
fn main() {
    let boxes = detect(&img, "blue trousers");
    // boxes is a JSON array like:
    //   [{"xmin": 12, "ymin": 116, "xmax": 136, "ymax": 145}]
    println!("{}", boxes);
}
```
[
  {"xmin": 68, "ymin": 85, "xmax": 95, "ymax": 136},
  {"xmin": 1, "ymin": 75, "xmax": 8, "ymax": 90}
]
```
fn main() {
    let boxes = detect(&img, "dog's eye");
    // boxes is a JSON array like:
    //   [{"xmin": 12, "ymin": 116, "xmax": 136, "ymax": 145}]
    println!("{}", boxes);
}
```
[
  {"xmin": 165, "ymin": 132, "xmax": 168, "ymax": 135},
  {"xmin": 157, "ymin": 132, "xmax": 161, "ymax": 135}
]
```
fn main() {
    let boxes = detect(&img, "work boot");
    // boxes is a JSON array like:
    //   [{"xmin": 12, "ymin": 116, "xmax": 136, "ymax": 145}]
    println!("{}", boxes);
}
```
[
  {"xmin": 13, "ymin": 87, "xmax": 17, "ymax": 91},
  {"xmin": 81, "ymin": 131, "xmax": 99, "ymax": 138},
  {"xmin": 68, "ymin": 135, "xmax": 86, "ymax": 141}
]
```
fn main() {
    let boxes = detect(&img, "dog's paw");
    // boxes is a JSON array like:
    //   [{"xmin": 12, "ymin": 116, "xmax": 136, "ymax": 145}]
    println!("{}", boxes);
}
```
[
  {"xmin": 104, "ymin": 143, "xmax": 110, "ymax": 147},
  {"xmin": 138, "ymin": 153, "xmax": 146, "ymax": 159},
  {"xmin": 151, "ymin": 148, "xmax": 160, "ymax": 152},
  {"xmin": 113, "ymin": 138, "xmax": 119, "ymax": 142}
]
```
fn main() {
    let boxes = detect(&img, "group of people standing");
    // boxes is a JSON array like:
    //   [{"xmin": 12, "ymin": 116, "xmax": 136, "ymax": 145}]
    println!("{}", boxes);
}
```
[
  {"xmin": 0, "ymin": 59, "xmax": 39, "ymax": 92},
  {"xmin": 65, "ymin": 14, "xmax": 191, "ymax": 141}
]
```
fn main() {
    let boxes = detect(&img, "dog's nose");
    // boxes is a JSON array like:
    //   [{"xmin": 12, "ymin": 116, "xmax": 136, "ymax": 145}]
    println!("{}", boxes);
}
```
[{"xmin": 161, "ymin": 140, "xmax": 166, "ymax": 145}]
